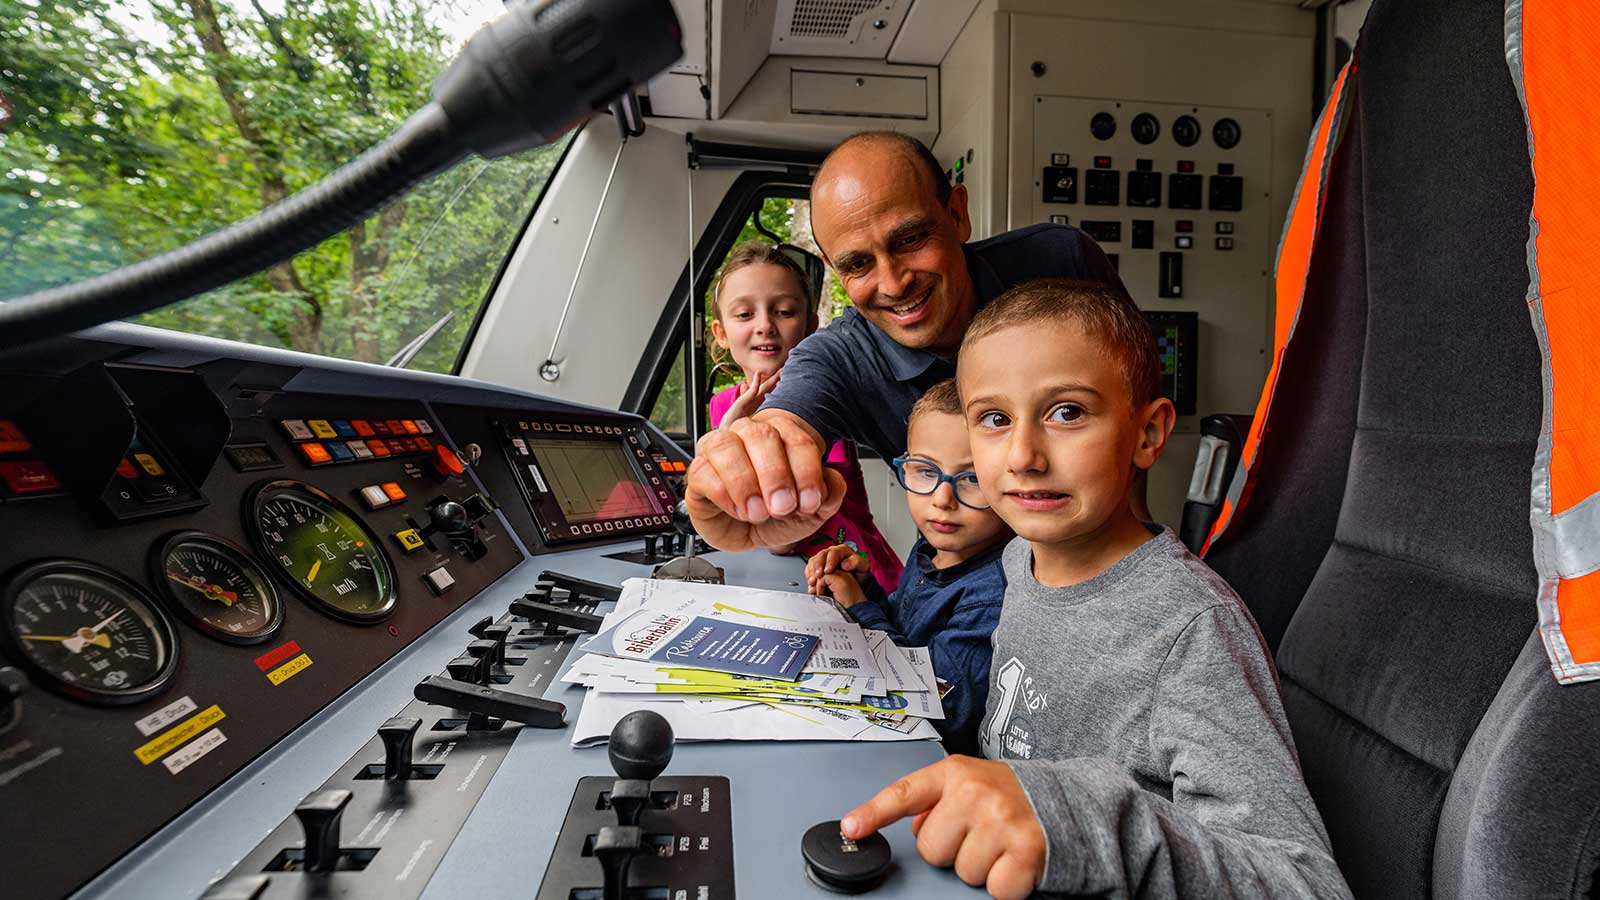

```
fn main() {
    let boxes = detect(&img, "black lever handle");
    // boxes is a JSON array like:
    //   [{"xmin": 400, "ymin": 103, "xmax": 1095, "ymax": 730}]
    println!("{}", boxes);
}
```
[
  {"xmin": 413, "ymin": 675, "xmax": 566, "ymax": 728},
  {"xmin": 293, "ymin": 789, "xmax": 351, "ymax": 874},
  {"xmin": 538, "ymin": 569, "xmax": 621, "ymax": 602},
  {"xmin": 510, "ymin": 597, "xmax": 603, "ymax": 634},
  {"xmin": 593, "ymin": 825, "xmax": 643, "ymax": 900},
  {"xmin": 377, "ymin": 716, "xmax": 421, "ymax": 781}
]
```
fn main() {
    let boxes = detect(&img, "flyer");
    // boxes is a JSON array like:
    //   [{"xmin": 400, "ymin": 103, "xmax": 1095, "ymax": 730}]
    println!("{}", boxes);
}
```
[{"xmin": 583, "ymin": 609, "xmax": 819, "ymax": 681}]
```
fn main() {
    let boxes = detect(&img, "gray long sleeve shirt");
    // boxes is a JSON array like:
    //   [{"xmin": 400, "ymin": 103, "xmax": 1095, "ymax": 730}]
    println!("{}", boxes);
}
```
[{"xmin": 978, "ymin": 528, "xmax": 1351, "ymax": 899}]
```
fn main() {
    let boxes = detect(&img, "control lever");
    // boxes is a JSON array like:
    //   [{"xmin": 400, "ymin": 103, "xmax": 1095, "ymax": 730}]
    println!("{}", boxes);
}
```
[
  {"xmin": 594, "ymin": 711, "xmax": 674, "ymax": 900},
  {"xmin": 420, "ymin": 495, "xmax": 489, "ymax": 560},
  {"xmin": 293, "ymin": 789, "xmax": 352, "ymax": 873},
  {"xmin": 539, "ymin": 569, "xmax": 623, "ymax": 602},
  {"xmin": 414, "ymin": 674, "xmax": 566, "ymax": 729},
  {"xmin": 0, "ymin": 666, "xmax": 26, "ymax": 733},
  {"xmin": 510, "ymin": 597, "xmax": 603, "ymax": 634},
  {"xmin": 652, "ymin": 500, "xmax": 724, "ymax": 583},
  {"xmin": 377, "ymin": 716, "xmax": 421, "ymax": 781},
  {"xmin": 446, "ymin": 655, "xmax": 485, "ymax": 685}
]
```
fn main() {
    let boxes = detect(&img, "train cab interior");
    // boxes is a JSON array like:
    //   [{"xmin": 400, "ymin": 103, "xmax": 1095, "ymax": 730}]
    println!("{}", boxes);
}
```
[{"xmin": 2, "ymin": 0, "xmax": 1597, "ymax": 898}]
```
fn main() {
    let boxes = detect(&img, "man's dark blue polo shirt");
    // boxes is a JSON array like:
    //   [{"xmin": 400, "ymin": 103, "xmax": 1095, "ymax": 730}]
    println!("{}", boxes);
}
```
[{"xmin": 762, "ymin": 223, "xmax": 1122, "ymax": 456}]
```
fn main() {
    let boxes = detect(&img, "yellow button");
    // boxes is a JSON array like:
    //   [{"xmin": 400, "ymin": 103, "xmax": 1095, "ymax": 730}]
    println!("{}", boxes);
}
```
[
  {"xmin": 394, "ymin": 529, "xmax": 426, "ymax": 553},
  {"xmin": 308, "ymin": 419, "xmax": 338, "ymax": 439},
  {"xmin": 133, "ymin": 452, "xmax": 165, "ymax": 476}
]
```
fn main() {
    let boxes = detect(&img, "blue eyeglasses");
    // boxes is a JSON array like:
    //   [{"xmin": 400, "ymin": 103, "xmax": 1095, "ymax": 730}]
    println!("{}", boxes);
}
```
[{"xmin": 890, "ymin": 456, "xmax": 991, "ymax": 510}]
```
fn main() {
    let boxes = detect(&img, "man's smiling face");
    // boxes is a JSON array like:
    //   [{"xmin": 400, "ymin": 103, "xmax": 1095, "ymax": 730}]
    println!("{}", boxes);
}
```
[{"xmin": 810, "ymin": 140, "xmax": 976, "ymax": 355}]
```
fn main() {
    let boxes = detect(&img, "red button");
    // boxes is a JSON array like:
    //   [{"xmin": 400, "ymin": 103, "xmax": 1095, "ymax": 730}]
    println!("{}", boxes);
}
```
[
  {"xmin": 0, "ymin": 460, "xmax": 62, "ymax": 494},
  {"xmin": 433, "ymin": 445, "xmax": 465, "ymax": 478},
  {"xmin": 385, "ymin": 439, "xmax": 407, "ymax": 455},
  {"xmin": 381, "ymin": 482, "xmax": 407, "ymax": 502},
  {"xmin": 367, "ymin": 440, "xmax": 392, "ymax": 458},
  {"xmin": 371, "ymin": 420, "xmax": 392, "ymax": 435},
  {"xmin": 351, "ymin": 420, "xmax": 375, "ymax": 437},
  {"xmin": 116, "ymin": 459, "xmax": 139, "ymax": 479},
  {"xmin": 0, "ymin": 420, "xmax": 31, "ymax": 454},
  {"xmin": 385, "ymin": 420, "xmax": 407, "ymax": 435},
  {"xmin": 297, "ymin": 443, "xmax": 333, "ymax": 466},
  {"xmin": 400, "ymin": 437, "xmax": 420, "ymax": 453},
  {"xmin": 414, "ymin": 436, "xmax": 433, "ymax": 451}
]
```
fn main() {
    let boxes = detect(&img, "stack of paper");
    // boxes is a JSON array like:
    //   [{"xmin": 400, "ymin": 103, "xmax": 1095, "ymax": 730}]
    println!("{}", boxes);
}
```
[{"xmin": 565, "ymin": 579, "xmax": 944, "ymax": 746}]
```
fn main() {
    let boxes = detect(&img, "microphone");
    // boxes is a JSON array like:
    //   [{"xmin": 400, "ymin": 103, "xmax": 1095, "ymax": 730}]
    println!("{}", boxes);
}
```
[{"xmin": 0, "ymin": 0, "xmax": 681, "ymax": 351}]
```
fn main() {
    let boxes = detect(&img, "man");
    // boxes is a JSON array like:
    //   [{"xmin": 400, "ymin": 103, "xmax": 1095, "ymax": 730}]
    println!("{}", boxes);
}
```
[{"xmin": 686, "ymin": 131, "xmax": 1123, "ymax": 551}]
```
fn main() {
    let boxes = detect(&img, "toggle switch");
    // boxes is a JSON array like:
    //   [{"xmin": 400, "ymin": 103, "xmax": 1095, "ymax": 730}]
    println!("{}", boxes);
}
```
[
  {"xmin": 510, "ymin": 598, "xmax": 603, "ymax": 634},
  {"xmin": 293, "ymin": 789, "xmax": 352, "ymax": 874},
  {"xmin": 377, "ymin": 716, "xmax": 420, "ymax": 781},
  {"xmin": 446, "ymin": 655, "xmax": 483, "ymax": 684},
  {"xmin": 413, "ymin": 675, "xmax": 566, "ymax": 729},
  {"xmin": 592, "ymin": 825, "xmax": 644, "ymax": 900}
]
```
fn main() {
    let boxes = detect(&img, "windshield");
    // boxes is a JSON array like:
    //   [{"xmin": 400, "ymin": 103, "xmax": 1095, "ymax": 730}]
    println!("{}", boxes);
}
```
[{"xmin": 1, "ymin": 0, "xmax": 571, "ymax": 373}]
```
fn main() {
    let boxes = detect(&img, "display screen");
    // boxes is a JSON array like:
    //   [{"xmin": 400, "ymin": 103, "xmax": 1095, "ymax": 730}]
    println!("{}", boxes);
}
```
[{"xmin": 527, "ymin": 438, "xmax": 662, "ymax": 523}]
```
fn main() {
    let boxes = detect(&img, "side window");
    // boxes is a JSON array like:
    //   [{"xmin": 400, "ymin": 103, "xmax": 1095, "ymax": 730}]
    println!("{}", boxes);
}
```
[{"xmin": 646, "ymin": 195, "xmax": 850, "ymax": 437}]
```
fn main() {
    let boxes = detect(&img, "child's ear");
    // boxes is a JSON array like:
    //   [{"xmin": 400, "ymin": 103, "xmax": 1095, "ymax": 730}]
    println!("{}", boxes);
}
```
[
  {"xmin": 710, "ymin": 318, "xmax": 730, "ymax": 350},
  {"xmin": 1132, "ymin": 397, "xmax": 1177, "ymax": 470}
]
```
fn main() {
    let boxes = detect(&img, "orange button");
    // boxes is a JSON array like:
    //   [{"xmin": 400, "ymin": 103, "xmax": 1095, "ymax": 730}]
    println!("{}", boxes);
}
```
[
  {"xmin": 297, "ymin": 443, "xmax": 333, "ymax": 465},
  {"xmin": 0, "ymin": 420, "xmax": 31, "ymax": 454},
  {"xmin": 401, "ymin": 419, "xmax": 422, "ymax": 435},
  {"xmin": 433, "ymin": 445, "xmax": 465, "ymax": 477},
  {"xmin": 381, "ymin": 482, "xmax": 407, "ymax": 502},
  {"xmin": 385, "ymin": 420, "xmax": 407, "ymax": 435},
  {"xmin": 414, "ymin": 436, "xmax": 433, "ymax": 451},
  {"xmin": 366, "ymin": 440, "xmax": 391, "ymax": 458},
  {"xmin": 351, "ymin": 420, "xmax": 375, "ymax": 437}
]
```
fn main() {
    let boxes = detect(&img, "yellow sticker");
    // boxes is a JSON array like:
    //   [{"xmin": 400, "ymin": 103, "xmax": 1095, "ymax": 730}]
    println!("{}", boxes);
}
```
[
  {"xmin": 134, "ymin": 704, "xmax": 226, "ymax": 765},
  {"xmin": 267, "ymin": 652, "xmax": 313, "ymax": 686}
]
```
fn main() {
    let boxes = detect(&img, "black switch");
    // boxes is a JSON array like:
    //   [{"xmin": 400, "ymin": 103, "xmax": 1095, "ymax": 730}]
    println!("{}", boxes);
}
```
[
  {"xmin": 1131, "ymin": 219, "xmax": 1154, "ymax": 250},
  {"xmin": 413, "ymin": 675, "xmax": 567, "ymax": 729},
  {"xmin": 293, "ymin": 789, "xmax": 352, "ymax": 874},
  {"xmin": 593, "ymin": 825, "xmax": 644, "ymax": 900},
  {"xmin": 480, "ymin": 624, "xmax": 513, "ymax": 664},
  {"xmin": 1158, "ymin": 252, "xmax": 1185, "ymax": 299},
  {"xmin": 539, "ymin": 570, "xmax": 622, "ymax": 602},
  {"xmin": 608, "ymin": 778, "xmax": 652, "ymax": 828},
  {"xmin": 1085, "ymin": 169, "xmax": 1120, "ymax": 206},
  {"xmin": 1041, "ymin": 166, "xmax": 1077, "ymax": 204},
  {"xmin": 1080, "ymin": 220, "xmax": 1121, "ymax": 244},
  {"xmin": 378, "ymin": 716, "xmax": 421, "ymax": 781},
  {"xmin": 1209, "ymin": 174, "xmax": 1244, "ymax": 211},
  {"xmin": 464, "ymin": 639, "xmax": 500, "ymax": 677},
  {"xmin": 643, "ymin": 534, "xmax": 659, "ymax": 558},
  {"xmin": 1127, "ymin": 170, "xmax": 1161, "ymax": 208},
  {"xmin": 1168, "ymin": 173, "xmax": 1203, "ymax": 210},
  {"xmin": 446, "ymin": 655, "xmax": 482, "ymax": 684},
  {"xmin": 510, "ymin": 598, "xmax": 604, "ymax": 634}
]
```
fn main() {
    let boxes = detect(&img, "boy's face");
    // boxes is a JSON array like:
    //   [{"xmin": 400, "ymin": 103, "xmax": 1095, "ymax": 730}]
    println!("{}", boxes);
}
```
[
  {"xmin": 958, "ymin": 319, "xmax": 1173, "ymax": 548},
  {"xmin": 903, "ymin": 411, "xmax": 1011, "ymax": 556}
]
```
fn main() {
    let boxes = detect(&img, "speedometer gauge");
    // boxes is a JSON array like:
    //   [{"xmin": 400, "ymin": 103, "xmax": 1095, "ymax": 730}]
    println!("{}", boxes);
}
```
[
  {"xmin": 153, "ymin": 532, "xmax": 283, "ymax": 644},
  {"xmin": 247, "ymin": 480, "xmax": 396, "ymax": 624},
  {"xmin": 0, "ymin": 560, "xmax": 180, "ymax": 705}
]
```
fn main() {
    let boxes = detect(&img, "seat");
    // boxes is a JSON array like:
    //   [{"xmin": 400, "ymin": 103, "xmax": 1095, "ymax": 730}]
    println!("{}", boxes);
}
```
[{"xmin": 1197, "ymin": 0, "xmax": 1600, "ymax": 897}]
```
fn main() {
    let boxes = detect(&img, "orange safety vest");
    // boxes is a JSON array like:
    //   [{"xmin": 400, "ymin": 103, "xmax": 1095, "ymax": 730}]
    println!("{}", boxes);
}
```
[
  {"xmin": 1199, "ymin": 57, "xmax": 1356, "ymax": 556},
  {"xmin": 1507, "ymin": 0, "xmax": 1600, "ymax": 685}
]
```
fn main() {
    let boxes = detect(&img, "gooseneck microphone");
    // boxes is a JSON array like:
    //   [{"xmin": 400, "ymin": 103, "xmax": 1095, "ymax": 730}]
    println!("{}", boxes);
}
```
[{"xmin": 0, "ymin": 0, "xmax": 681, "ymax": 351}]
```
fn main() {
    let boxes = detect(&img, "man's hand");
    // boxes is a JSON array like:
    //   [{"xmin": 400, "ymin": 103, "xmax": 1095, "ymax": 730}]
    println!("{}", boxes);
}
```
[
  {"xmin": 719, "ymin": 371, "xmax": 779, "ymax": 426},
  {"xmin": 805, "ymin": 544, "xmax": 869, "ymax": 595},
  {"xmin": 841, "ymin": 756, "xmax": 1046, "ymax": 900},
  {"xmin": 686, "ymin": 410, "xmax": 845, "ymax": 552}
]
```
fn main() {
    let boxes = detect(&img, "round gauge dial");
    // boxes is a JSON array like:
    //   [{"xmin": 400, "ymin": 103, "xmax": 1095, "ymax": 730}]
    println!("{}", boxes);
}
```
[
  {"xmin": 248, "ymin": 480, "xmax": 396, "ymax": 624},
  {"xmin": 154, "ymin": 532, "xmax": 283, "ymax": 644},
  {"xmin": 1, "ymin": 560, "xmax": 179, "ymax": 705}
]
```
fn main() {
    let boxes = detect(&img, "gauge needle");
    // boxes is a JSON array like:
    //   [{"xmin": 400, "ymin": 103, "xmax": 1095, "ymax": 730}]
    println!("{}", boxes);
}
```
[
  {"xmin": 307, "ymin": 559, "xmax": 322, "ymax": 584},
  {"xmin": 22, "ymin": 633, "xmax": 113, "ymax": 649},
  {"xmin": 166, "ymin": 571, "xmax": 238, "ymax": 606}
]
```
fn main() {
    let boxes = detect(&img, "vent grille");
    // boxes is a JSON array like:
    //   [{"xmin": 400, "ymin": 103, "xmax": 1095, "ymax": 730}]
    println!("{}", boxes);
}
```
[{"xmin": 788, "ymin": 0, "xmax": 876, "ymax": 38}]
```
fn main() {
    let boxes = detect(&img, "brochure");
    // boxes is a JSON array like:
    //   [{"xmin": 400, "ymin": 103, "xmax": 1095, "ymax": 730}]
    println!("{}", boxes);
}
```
[{"xmin": 583, "ymin": 608, "xmax": 819, "ymax": 681}]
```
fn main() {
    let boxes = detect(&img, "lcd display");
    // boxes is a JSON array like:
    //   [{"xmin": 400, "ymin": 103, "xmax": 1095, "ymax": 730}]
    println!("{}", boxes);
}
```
[{"xmin": 526, "ymin": 438, "xmax": 662, "ymax": 523}]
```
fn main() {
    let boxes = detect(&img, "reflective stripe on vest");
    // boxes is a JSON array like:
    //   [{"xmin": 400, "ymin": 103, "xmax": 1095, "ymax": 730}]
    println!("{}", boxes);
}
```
[
  {"xmin": 1200, "ymin": 58, "xmax": 1356, "ymax": 556},
  {"xmin": 1506, "ymin": 0, "xmax": 1600, "ymax": 684}
]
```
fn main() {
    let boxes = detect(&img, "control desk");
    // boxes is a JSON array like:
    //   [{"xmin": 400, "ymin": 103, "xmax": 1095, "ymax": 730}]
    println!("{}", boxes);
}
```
[{"xmin": 0, "ymin": 324, "xmax": 962, "ymax": 900}]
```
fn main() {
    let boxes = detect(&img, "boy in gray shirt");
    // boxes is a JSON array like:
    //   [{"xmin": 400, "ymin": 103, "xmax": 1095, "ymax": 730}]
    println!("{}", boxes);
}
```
[{"xmin": 841, "ymin": 279, "xmax": 1350, "ymax": 900}]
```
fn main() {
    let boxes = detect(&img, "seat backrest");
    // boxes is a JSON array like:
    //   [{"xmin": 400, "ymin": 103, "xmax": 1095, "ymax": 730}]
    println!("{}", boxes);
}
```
[{"xmin": 1203, "ymin": 0, "xmax": 1600, "ymax": 897}]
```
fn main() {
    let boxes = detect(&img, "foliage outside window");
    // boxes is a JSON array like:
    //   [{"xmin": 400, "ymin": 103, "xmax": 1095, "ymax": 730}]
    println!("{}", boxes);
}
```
[
  {"xmin": 1, "ymin": 0, "xmax": 569, "ymax": 373},
  {"xmin": 648, "ymin": 194, "xmax": 852, "ymax": 437}
]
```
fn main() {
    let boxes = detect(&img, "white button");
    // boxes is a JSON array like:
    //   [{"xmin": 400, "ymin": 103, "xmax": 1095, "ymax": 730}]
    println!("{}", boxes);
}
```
[
  {"xmin": 359, "ymin": 485, "xmax": 390, "ymax": 509},
  {"xmin": 414, "ymin": 419, "xmax": 434, "ymax": 434},
  {"xmin": 347, "ymin": 441, "xmax": 374, "ymax": 460},
  {"xmin": 282, "ymin": 419, "xmax": 314, "ymax": 440},
  {"xmin": 425, "ymin": 567, "xmax": 455, "ymax": 594}
]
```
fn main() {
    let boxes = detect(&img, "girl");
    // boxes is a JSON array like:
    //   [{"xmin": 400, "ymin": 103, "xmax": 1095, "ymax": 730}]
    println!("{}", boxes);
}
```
[{"xmin": 707, "ymin": 241, "xmax": 903, "ymax": 595}]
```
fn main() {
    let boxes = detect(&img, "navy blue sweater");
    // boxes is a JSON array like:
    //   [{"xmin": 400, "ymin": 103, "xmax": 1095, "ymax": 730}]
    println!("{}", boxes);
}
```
[{"xmin": 846, "ymin": 537, "xmax": 1007, "ymax": 755}]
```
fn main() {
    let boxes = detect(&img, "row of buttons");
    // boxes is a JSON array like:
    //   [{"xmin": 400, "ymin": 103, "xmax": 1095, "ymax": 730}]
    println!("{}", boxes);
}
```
[
  {"xmin": 510, "ymin": 420, "xmax": 625, "ymax": 436},
  {"xmin": 281, "ymin": 417, "xmax": 434, "ymax": 442},
  {"xmin": 0, "ymin": 419, "xmax": 62, "ymax": 497},
  {"xmin": 566, "ymin": 516, "xmax": 671, "ymax": 536},
  {"xmin": 296, "ymin": 435, "xmax": 433, "ymax": 467},
  {"xmin": 358, "ymin": 482, "xmax": 408, "ymax": 510}
]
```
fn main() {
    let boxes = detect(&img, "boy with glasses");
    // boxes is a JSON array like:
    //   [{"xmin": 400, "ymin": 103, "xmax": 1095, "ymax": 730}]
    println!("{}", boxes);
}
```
[{"xmin": 807, "ymin": 379, "xmax": 1011, "ymax": 753}]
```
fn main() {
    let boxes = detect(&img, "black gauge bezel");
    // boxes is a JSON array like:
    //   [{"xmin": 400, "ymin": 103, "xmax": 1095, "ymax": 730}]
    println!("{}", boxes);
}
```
[
  {"xmin": 245, "ymin": 479, "xmax": 398, "ymax": 625},
  {"xmin": 1131, "ymin": 112, "xmax": 1161, "ymax": 145},
  {"xmin": 1172, "ymin": 114, "xmax": 1201, "ymax": 147},
  {"xmin": 0, "ymin": 559, "xmax": 181, "ymax": 706},
  {"xmin": 1213, "ymin": 116, "xmax": 1242, "ymax": 149},
  {"xmin": 151, "ymin": 531, "xmax": 284, "ymax": 646}
]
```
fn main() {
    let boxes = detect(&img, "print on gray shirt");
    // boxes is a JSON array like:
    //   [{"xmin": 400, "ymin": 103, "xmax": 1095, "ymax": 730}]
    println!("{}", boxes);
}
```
[{"xmin": 979, "ymin": 527, "xmax": 1352, "ymax": 899}]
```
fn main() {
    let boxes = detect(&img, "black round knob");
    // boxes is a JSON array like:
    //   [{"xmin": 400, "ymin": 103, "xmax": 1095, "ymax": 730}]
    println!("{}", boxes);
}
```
[
  {"xmin": 608, "ymin": 709, "xmax": 674, "ymax": 780},
  {"xmin": 429, "ymin": 499, "xmax": 471, "ymax": 533},
  {"xmin": 802, "ymin": 820, "xmax": 892, "ymax": 894},
  {"xmin": 1214, "ymin": 116, "xmax": 1242, "ymax": 149},
  {"xmin": 671, "ymin": 499, "xmax": 696, "ymax": 536},
  {"xmin": 1090, "ymin": 111, "xmax": 1116, "ymax": 141},
  {"xmin": 1131, "ymin": 112, "xmax": 1160, "ymax": 145},
  {"xmin": 1172, "ymin": 114, "xmax": 1200, "ymax": 147}
]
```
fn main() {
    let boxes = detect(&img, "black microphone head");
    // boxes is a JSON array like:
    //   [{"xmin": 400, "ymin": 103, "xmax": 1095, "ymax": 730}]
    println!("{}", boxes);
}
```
[{"xmin": 608, "ymin": 709, "xmax": 674, "ymax": 780}]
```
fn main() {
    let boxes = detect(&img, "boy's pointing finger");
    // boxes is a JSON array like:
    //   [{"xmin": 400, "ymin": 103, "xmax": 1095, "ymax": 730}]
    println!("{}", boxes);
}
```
[{"xmin": 841, "ymin": 760, "xmax": 948, "ymax": 839}]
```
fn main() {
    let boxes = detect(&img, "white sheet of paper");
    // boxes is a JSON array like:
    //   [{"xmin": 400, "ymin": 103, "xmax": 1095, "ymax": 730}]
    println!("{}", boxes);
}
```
[
  {"xmin": 903, "ymin": 646, "xmax": 940, "ymax": 693},
  {"xmin": 570, "ymin": 689, "xmax": 940, "ymax": 746},
  {"xmin": 868, "ymin": 635, "xmax": 924, "ymax": 692}
]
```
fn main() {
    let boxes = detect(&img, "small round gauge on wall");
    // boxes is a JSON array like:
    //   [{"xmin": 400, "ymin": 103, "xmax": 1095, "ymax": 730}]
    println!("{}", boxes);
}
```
[
  {"xmin": 0, "ymin": 559, "xmax": 180, "ymax": 705},
  {"xmin": 152, "ymin": 531, "xmax": 284, "ymax": 645}
]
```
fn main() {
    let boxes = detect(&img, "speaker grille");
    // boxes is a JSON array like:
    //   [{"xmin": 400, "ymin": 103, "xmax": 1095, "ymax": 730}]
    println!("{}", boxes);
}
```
[{"xmin": 788, "ymin": 0, "xmax": 876, "ymax": 38}]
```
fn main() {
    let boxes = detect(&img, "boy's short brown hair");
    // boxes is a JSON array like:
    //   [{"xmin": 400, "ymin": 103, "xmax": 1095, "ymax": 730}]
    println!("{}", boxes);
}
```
[
  {"xmin": 959, "ymin": 278, "xmax": 1161, "ymax": 408},
  {"xmin": 907, "ymin": 378, "xmax": 962, "ymax": 432}
]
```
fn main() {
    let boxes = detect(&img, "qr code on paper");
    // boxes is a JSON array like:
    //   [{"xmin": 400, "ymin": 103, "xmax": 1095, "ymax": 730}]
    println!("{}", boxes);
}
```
[{"xmin": 828, "ymin": 657, "xmax": 860, "ymax": 669}]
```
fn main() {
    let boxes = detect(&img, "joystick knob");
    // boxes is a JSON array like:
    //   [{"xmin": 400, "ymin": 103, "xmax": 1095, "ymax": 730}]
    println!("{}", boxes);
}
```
[
  {"xmin": 427, "ymin": 498, "xmax": 471, "ymax": 534},
  {"xmin": 608, "ymin": 709, "xmax": 674, "ymax": 780},
  {"xmin": 801, "ymin": 820, "xmax": 892, "ymax": 894}
]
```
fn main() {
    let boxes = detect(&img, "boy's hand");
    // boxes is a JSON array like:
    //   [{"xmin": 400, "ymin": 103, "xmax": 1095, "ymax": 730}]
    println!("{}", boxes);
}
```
[
  {"xmin": 686, "ymin": 410, "xmax": 845, "ymax": 552},
  {"xmin": 815, "ymin": 571, "xmax": 867, "ymax": 608},
  {"xmin": 841, "ymin": 756, "xmax": 1046, "ymax": 900},
  {"xmin": 805, "ymin": 544, "xmax": 869, "ymax": 593},
  {"xmin": 720, "ymin": 371, "xmax": 780, "ymax": 426}
]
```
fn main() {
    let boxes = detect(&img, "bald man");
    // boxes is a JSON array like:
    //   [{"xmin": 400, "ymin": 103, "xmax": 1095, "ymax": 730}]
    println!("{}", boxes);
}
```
[{"xmin": 686, "ymin": 131, "xmax": 1123, "ymax": 551}]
